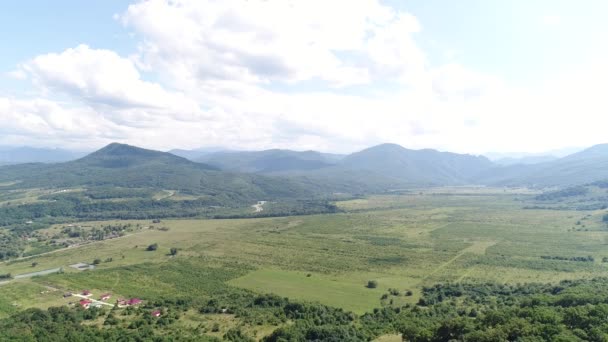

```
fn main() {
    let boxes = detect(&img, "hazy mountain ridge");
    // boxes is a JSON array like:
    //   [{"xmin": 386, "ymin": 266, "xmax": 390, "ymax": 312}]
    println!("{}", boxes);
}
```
[
  {"xmin": 197, "ymin": 149, "xmax": 344, "ymax": 173},
  {"xmin": 0, "ymin": 143, "xmax": 324, "ymax": 202},
  {"xmin": 0, "ymin": 146, "xmax": 87, "ymax": 164},
  {"xmin": 3, "ymin": 142, "xmax": 608, "ymax": 194},
  {"xmin": 494, "ymin": 155, "xmax": 558, "ymax": 166},
  {"xmin": 338, "ymin": 143, "xmax": 493, "ymax": 186},
  {"xmin": 480, "ymin": 144, "xmax": 608, "ymax": 187}
]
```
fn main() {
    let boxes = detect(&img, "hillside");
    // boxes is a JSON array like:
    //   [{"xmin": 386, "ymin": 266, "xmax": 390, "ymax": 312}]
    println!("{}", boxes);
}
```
[
  {"xmin": 481, "ymin": 144, "xmax": 608, "ymax": 187},
  {"xmin": 0, "ymin": 143, "xmax": 319, "ymax": 201},
  {"xmin": 198, "ymin": 149, "xmax": 344, "ymax": 173},
  {"xmin": 494, "ymin": 155, "xmax": 558, "ymax": 166},
  {"xmin": 168, "ymin": 147, "xmax": 229, "ymax": 161},
  {"xmin": 336, "ymin": 143, "xmax": 493, "ymax": 186}
]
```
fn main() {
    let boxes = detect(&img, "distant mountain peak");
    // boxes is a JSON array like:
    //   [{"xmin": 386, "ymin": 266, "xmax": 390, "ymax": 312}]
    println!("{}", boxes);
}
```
[
  {"xmin": 91, "ymin": 143, "xmax": 157, "ymax": 156},
  {"xmin": 367, "ymin": 143, "xmax": 408, "ymax": 151},
  {"xmin": 561, "ymin": 143, "xmax": 608, "ymax": 161},
  {"xmin": 76, "ymin": 143, "xmax": 215, "ymax": 169}
]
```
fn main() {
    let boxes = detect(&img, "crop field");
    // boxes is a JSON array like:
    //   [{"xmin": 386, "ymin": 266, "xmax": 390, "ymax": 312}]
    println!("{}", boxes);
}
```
[{"xmin": 2, "ymin": 188, "xmax": 608, "ymax": 325}]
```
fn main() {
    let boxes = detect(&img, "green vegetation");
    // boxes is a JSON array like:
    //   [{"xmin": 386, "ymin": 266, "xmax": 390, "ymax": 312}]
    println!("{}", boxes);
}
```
[{"xmin": 3, "ymin": 188, "xmax": 608, "ymax": 340}]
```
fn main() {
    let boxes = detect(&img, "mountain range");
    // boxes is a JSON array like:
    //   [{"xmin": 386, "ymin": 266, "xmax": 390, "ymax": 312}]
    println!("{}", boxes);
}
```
[
  {"xmin": 2, "ymin": 142, "xmax": 608, "ymax": 200},
  {"xmin": 0, "ymin": 143, "xmax": 325, "ymax": 203}
]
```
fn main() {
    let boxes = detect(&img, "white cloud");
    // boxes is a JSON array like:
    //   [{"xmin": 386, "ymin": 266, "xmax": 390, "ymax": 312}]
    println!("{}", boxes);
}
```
[
  {"xmin": 541, "ymin": 14, "xmax": 562, "ymax": 27},
  {"xmin": 3, "ymin": 0, "xmax": 608, "ymax": 155},
  {"xmin": 119, "ymin": 0, "xmax": 428, "ymax": 88},
  {"xmin": 21, "ymin": 45, "xmax": 206, "ymax": 123},
  {"xmin": 0, "ymin": 97, "xmax": 129, "ymax": 147},
  {"xmin": 6, "ymin": 69, "xmax": 27, "ymax": 80}
]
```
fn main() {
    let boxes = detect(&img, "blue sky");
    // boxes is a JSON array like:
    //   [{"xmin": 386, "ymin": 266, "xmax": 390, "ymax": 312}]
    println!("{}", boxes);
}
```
[{"xmin": 1, "ymin": 0, "xmax": 608, "ymax": 154}]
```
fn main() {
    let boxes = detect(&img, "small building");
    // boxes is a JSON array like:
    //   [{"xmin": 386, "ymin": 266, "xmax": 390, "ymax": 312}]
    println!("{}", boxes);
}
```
[
  {"xmin": 151, "ymin": 310, "xmax": 161, "ymax": 317},
  {"xmin": 117, "ymin": 299, "xmax": 128, "ymax": 307},
  {"xmin": 82, "ymin": 290, "xmax": 92, "ymax": 296},
  {"xmin": 79, "ymin": 299, "xmax": 92, "ymax": 309},
  {"xmin": 63, "ymin": 292, "xmax": 72, "ymax": 298},
  {"xmin": 127, "ymin": 298, "xmax": 142, "ymax": 306},
  {"xmin": 100, "ymin": 293, "xmax": 111, "ymax": 301}
]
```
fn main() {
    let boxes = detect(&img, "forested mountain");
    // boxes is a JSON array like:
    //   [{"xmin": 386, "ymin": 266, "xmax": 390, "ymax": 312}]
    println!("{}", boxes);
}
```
[
  {"xmin": 5, "ymin": 142, "xmax": 608, "ymax": 195},
  {"xmin": 0, "ymin": 143, "xmax": 319, "ymax": 201},
  {"xmin": 335, "ymin": 143, "xmax": 493, "ymax": 186},
  {"xmin": 168, "ymin": 147, "xmax": 230, "ymax": 161},
  {"xmin": 479, "ymin": 144, "xmax": 608, "ymax": 187},
  {"xmin": 198, "ymin": 149, "xmax": 344, "ymax": 173},
  {"xmin": 493, "ymin": 155, "xmax": 558, "ymax": 166}
]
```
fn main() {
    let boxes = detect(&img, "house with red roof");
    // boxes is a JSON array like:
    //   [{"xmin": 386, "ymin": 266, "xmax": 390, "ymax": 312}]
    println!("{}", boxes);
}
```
[
  {"xmin": 116, "ymin": 299, "xmax": 128, "ymax": 307},
  {"xmin": 100, "ymin": 293, "xmax": 111, "ymax": 301},
  {"xmin": 127, "ymin": 298, "xmax": 142, "ymax": 306},
  {"xmin": 79, "ymin": 299, "xmax": 92, "ymax": 309},
  {"xmin": 151, "ymin": 310, "xmax": 161, "ymax": 317}
]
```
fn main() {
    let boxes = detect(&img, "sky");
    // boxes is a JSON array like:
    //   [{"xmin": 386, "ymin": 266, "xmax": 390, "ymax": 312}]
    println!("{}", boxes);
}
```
[{"xmin": 1, "ymin": 0, "xmax": 608, "ymax": 155}]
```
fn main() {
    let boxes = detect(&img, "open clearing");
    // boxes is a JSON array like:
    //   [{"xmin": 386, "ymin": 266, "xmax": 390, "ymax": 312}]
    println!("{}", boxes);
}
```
[{"xmin": 2, "ymin": 189, "xmax": 608, "ymax": 317}]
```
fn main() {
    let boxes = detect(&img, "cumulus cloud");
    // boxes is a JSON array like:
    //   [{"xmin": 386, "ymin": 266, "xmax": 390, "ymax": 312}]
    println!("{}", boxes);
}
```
[
  {"xmin": 3, "ymin": 0, "xmax": 608, "ymax": 154},
  {"xmin": 0, "ymin": 97, "xmax": 129, "ymax": 147},
  {"xmin": 119, "ymin": 0, "xmax": 427, "ymax": 88},
  {"xmin": 21, "ymin": 45, "xmax": 206, "ymax": 123}
]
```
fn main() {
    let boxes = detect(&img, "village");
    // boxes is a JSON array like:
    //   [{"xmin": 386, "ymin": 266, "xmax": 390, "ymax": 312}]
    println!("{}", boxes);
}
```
[{"xmin": 65, "ymin": 289, "xmax": 161, "ymax": 317}]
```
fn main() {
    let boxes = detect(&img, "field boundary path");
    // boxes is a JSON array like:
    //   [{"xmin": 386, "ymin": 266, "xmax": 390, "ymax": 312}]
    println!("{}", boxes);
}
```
[
  {"xmin": 421, "ymin": 240, "xmax": 497, "ymax": 284},
  {"xmin": 0, "ymin": 267, "xmax": 62, "ymax": 286}
]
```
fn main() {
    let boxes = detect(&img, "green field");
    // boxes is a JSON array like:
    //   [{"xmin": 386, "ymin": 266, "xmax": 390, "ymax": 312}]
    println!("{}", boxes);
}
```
[{"xmin": 2, "ymin": 188, "xmax": 608, "ymax": 339}]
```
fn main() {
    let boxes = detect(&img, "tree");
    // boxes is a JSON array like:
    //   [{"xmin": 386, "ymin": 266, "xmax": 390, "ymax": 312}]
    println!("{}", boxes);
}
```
[
  {"xmin": 169, "ymin": 247, "xmax": 178, "ymax": 256},
  {"xmin": 147, "ymin": 243, "xmax": 158, "ymax": 251},
  {"xmin": 367, "ymin": 280, "xmax": 378, "ymax": 289},
  {"xmin": 92, "ymin": 258, "xmax": 102, "ymax": 265},
  {"xmin": 31, "ymin": 262, "xmax": 38, "ymax": 268}
]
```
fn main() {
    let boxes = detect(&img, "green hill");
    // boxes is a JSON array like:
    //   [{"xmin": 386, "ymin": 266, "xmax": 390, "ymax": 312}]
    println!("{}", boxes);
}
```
[
  {"xmin": 336, "ymin": 143, "xmax": 493, "ymax": 186},
  {"xmin": 0, "ymin": 143, "xmax": 318, "ymax": 201},
  {"xmin": 198, "ymin": 149, "xmax": 343, "ymax": 173},
  {"xmin": 480, "ymin": 144, "xmax": 608, "ymax": 187}
]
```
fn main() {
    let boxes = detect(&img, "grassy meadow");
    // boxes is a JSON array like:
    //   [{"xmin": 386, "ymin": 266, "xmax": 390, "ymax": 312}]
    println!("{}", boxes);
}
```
[{"xmin": 2, "ymin": 188, "xmax": 608, "ymax": 328}]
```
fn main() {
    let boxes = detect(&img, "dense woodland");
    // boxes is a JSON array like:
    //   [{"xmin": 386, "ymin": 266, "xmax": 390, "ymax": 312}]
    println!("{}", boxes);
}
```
[{"xmin": 4, "ymin": 277, "xmax": 608, "ymax": 341}]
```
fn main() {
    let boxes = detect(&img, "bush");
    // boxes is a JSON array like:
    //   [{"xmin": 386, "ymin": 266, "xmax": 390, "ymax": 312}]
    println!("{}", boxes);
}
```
[
  {"xmin": 147, "ymin": 243, "xmax": 158, "ymax": 251},
  {"xmin": 367, "ymin": 280, "xmax": 378, "ymax": 289}
]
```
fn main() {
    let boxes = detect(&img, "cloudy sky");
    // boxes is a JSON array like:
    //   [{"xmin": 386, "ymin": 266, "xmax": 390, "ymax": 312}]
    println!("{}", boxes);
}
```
[{"xmin": 1, "ymin": 0, "xmax": 608, "ymax": 154}]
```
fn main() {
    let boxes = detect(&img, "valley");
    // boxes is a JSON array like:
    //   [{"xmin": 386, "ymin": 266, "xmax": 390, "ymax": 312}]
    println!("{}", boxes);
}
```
[
  {"xmin": 2, "ymin": 187, "xmax": 608, "ymax": 340},
  {"xmin": 3, "ymin": 143, "xmax": 608, "ymax": 340}
]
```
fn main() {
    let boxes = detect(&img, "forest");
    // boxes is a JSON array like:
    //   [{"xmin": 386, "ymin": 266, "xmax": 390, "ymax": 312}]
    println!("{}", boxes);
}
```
[{"xmin": 3, "ymin": 277, "xmax": 608, "ymax": 341}]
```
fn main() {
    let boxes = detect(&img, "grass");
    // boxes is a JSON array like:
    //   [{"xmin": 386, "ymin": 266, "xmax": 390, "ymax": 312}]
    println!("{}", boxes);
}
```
[
  {"xmin": 230, "ymin": 268, "xmax": 396, "ymax": 314},
  {"xmin": 3, "ymin": 188, "xmax": 608, "ymax": 318},
  {"xmin": 0, "ymin": 280, "xmax": 67, "ymax": 319}
]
